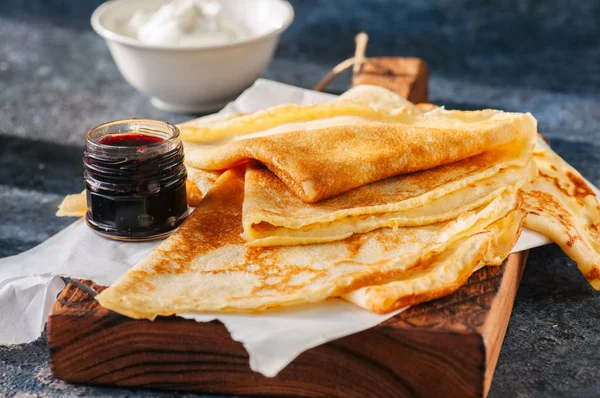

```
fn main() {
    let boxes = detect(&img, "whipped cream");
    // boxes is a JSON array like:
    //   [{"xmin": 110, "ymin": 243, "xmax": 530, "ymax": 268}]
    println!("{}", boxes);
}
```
[{"xmin": 122, "ymin": 0, "xmax": 246, "ymax": 47}]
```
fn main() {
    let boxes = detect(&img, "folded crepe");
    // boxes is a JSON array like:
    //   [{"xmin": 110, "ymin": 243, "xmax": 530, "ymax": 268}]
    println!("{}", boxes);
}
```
[
  {"xmin": 95, "ymin": 86, "xmax": 541, "ymax": 317},
  {"xmin": 60, "ymin": 83, "xmax": 600, "ymax": 320},
  {"xmin": 184, "ymin": 108, "xmax": 533, "ymax": 203},
  {"xmin": 179, "ymin": 87, "xmax": 538, "ymax": 248},
  {"xmin": 344, "ymin": 208, "xmax": 525, "ymax": 313},
  {"xmin": 349, "ymin": 144, "xmax": 600, "ymax": 311},
  {"xmin": 521, "ymin": 145, "xmax": 600, "ymax": 289},
  {"xmin": 241, "ymin": 125, "xmax": 537, "ymax": 246},
  {"xmin": 178, "ymin": 85, "xmax": 421, "ymax": 144},
  {"xmin": 96, "ymin": 167, "xmax": 521, "ymax": 318},
  {"xmin": 185, "ymin": 167, "xmax": 222, "ymax": 207}
]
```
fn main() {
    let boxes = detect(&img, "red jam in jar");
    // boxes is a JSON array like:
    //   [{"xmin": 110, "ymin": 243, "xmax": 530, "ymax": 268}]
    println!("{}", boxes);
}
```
[{"xmin": 83, "ymin": 119, "xmax": 189, "ymax": 241}]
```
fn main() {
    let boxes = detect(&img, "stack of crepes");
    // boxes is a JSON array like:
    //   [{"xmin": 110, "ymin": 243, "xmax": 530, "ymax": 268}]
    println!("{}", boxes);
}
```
[{"xmin": 59, "ymin": 85, "xmax": 600, "ymax": 318}]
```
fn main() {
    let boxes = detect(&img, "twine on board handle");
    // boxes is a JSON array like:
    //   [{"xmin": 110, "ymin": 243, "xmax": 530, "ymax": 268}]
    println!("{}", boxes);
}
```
[
  {"xmin": 314, "ymin": 32, "xmax": 369, "ymax": 92},
  {"xmin": 313, "ymin": 33, "xmax": 430, "ymax": 104}
]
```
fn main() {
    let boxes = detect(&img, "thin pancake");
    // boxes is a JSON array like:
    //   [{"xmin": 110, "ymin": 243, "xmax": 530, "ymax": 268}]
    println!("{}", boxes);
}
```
[
  {"xmin": 343, "ymin": 208, "xmax": 525, "ymax": 313},
  {"xmin": 185, "ymin": 167, "xmax": 221, "ymax": 207},
  {"xmin": 55, "ymin": 190, "xmax": 87, "ymax": 217},
  {"xmin": 336, "ymin": 84, "xmax": 421, "ymax": 112},
  {"xmin": 521, "ymin": 145, "xmax": 600, "ymax": 289},
  {"xmin": 185, "ymin": 109, "xmax": 537, "ymax": 203},
  {"xmin": 96, "ymin": 168, "xmax": 520, "ymax": 318},
  {"xmin": 178, "ymin": 85, "xmax": 423, "ymax": 144},
  {"xmin": 242, "ymin": 135, "xmax": 536, "ymax": 246},
  {"xmin": 181, "ymin": 86, "xmax": 417, "ymax": 150}
]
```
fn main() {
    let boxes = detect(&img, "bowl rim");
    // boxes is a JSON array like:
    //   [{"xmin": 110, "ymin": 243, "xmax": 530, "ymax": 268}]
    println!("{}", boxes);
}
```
[{"xmin": 91, "ymin": 0, "xmax": 294, "ymax": 52}]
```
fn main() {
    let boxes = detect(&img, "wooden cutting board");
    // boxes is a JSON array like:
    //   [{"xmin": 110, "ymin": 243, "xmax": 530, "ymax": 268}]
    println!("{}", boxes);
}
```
[
  {"xmin": 47, "ymin": 58, "xmax": 528, "ymax": 398},
  {"xmin": 48, "ymin": 253, "xmax": 527, "ymax": 398}
]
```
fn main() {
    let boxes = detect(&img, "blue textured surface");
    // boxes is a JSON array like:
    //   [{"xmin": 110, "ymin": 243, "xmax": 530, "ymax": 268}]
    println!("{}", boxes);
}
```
[{"xmin": 1, "ymin": 0, "xmax": 600, "ymax": 397}]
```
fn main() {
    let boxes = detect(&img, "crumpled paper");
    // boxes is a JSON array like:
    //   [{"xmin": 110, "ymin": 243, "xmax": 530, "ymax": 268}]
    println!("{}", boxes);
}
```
[{"xmin": 0, "ymin": 79, "xmax": 593, "ymax": 377}]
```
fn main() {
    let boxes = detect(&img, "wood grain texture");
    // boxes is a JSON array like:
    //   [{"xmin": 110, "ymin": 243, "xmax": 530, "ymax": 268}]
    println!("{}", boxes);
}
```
[
  {"xmin": 352, "ymin": 57, "xmax": 429, "ymax": 104},
  {"xmin": 48, "ymin": 252, "xmax": 527, "ymax": 398}
]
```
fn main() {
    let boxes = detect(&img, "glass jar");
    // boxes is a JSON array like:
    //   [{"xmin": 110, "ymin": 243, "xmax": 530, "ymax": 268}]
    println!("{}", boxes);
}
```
[{"xmin": 83, "ymin": 119, "xmax": 189, "ymax": 241}]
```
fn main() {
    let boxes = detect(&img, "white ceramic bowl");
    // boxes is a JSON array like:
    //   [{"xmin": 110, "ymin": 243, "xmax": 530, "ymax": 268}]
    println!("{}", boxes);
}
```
[{"xmin": 91, "ymin": 0, "xmax": 294, "ymax": 113}]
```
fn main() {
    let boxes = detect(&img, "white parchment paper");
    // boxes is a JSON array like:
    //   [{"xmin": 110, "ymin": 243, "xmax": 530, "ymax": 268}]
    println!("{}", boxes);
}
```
[{"xmin": 0, "ymin": 79, "xmax": 596, "ymax": 377}]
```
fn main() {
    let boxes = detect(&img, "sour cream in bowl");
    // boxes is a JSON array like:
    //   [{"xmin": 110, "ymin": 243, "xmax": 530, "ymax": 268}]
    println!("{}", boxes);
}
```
[
  {"xmin": 92, "ymin": 0, "xmax": 293, "ymax": 113},
  {"xmin": 121, "ymin": 0, "xmax": 247, "ymax": 47}
]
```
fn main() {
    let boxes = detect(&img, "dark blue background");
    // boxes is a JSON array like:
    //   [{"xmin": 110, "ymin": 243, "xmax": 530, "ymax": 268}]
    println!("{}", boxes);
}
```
[{"xmin": 1, "ymin": 1, "xmax": 599, "ymax": 397}]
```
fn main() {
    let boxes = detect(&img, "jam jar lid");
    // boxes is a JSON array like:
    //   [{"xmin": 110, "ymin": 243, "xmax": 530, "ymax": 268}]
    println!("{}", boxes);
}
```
[{"xmin": 85, "ymin": 118, "xmax": 181, "ymax": 157}]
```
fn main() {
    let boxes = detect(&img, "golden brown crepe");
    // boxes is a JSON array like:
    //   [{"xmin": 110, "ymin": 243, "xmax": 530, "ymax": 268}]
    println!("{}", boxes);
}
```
[
  {"xmin": 96, "ymin": 168, "xmax": 521, "ymax": 318},
  {"xmin": 90, "ymin": 83, "xmax": 600, "ymax": 318},
  {"xmin": 241, "ymin": 134, "xmax": 536, "ymax": 246},
  {"xmin": 521, "ymin": 145, "xmax": 600, "ymax": 289},
  {"xmin": 185, "ymin": 109, "xmax": 536, "ymax": 203},
  {"xmin": 185, "ymin": 167, "xmax": 222, "ymax": 207},
  {"xmin": 180, "ymin": 85, "xmax": 420, "ymax": 147},
  {"xmin": 179, "ymin": 102, "xmax": 420, "ymax": 144},
  {"xmin": 55, "ymin": 191, "xmax": 87, "ymax": 217},
  {"xmin": 94, "ymin": 85, "xmax": 542, "ymax": 317},
  {"xmin": 344, "ymin": 208, "xmax": 525, "ymax": 313}
]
